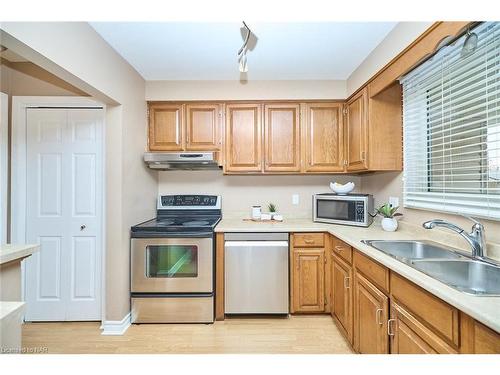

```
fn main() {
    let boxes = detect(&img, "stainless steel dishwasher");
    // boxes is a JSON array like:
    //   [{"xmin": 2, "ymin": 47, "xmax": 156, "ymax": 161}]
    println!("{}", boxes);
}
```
[{"xmin": 224, "ymin": 233, "xmax": 289, "ymax": 314}]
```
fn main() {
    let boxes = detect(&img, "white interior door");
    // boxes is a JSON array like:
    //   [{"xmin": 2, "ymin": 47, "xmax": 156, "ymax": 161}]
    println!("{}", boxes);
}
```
[
  {"xmin": 0, "ymin": 92, "xmax": 8, "ymax": 244},
  {"xmin": 24, "ymin": 108, "xmax": 103, "ymax": 321}
]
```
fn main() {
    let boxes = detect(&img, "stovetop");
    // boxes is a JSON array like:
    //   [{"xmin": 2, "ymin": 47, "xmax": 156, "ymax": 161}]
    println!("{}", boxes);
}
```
[
  {"xmin": 131, "ymin": 215, "xmax": 221, "ymax": 237},
  {"xmin": 131, "ymin": 194, "xmax": 222, "ymax": 238}
]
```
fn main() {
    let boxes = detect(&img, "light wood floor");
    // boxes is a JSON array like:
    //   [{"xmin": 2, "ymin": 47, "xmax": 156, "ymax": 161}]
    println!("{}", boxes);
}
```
[{"xmin": 22, "ymin": 315, "xmax": 354, "ymax": 354}]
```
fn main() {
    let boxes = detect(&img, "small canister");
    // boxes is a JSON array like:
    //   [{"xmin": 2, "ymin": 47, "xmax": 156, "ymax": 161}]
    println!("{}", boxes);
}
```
[{"xmin": 251, "ymin": 205, "xmax": 262, "ymax": 220}]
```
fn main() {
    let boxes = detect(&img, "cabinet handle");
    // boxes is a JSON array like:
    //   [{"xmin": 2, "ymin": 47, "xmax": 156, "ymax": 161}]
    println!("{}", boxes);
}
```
[
  {"xmin": 304, "ymin": 239, "xmax": 314, "ymax": 244},
  {"xmin": 361, "ymin": 151, "xmax": 366, "ymax": 161},
  {"xmin": 334, "ymin": 245, "xmax": 344, "ymax": 252},
  {"xmin": 376, "ymin": 308, "xmax": 383, "ymax": 325},
  {"xmin": 344, "ymin": 276, "xmax": 350, "ymax": 289},
  {"xmin": 387, "ymin": 318, "xmax": 396, "ymax": 336}
]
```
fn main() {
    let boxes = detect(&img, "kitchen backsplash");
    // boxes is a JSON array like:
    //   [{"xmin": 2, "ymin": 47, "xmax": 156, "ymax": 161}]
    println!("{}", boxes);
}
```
[{"xmin": 158, "ymin": 171, "xmax": 361, "ymax": 218}]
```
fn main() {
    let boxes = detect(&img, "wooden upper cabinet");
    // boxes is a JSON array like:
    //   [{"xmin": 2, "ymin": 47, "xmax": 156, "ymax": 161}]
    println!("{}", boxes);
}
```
[
  {"xmin": 346, "ymin": 88, "xmax": 368, "ymax": 171},
  {"xmin": 264, "ymin": 104, "xmax": 301, "ymax": 172},
  {"xmin": 353, "ymin": 272, "xmax": 389, "ymax": 354},
  {"xmin": 303, "ymin": 103, "xmax": 344, "ymax": 172},
  {"xmin": 185, "ymin": 103, "xmax": 222, "ymax": 151},
  {"xmin": 292, "ymin": 248, "xmax": 325, "ymax": 313},
  {"xmin": 225, "ymin": 104, "xmax": 262, "ymax": 172},
  {"xmin": 149, "ymin": 103, "xmax": 184, "ymax": 151},
  {"xmin": 331, "ymin": 253, "xmax": 353, "ymax": 344},
  {"xmin": 390, "ymin": 301, "xmax": 458, "ymax": 354}
]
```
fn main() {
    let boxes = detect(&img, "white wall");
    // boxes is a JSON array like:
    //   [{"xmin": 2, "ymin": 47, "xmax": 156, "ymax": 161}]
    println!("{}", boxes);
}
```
[
  {"xmin": 146, "ymin": 80, "xmax": 347, "ymax": 100},
  {"xmin": 347, "ymin": 22, "xmax": 433, "ymax": 96},
  {"xmin": 0, "ymin": 22, "xmax": 157, "ymax": 321}
]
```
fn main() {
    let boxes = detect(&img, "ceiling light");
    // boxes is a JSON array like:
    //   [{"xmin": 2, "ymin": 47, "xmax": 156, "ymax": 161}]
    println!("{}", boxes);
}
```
[
  {"xmin": 461, "ymin": 28, "xmax": 478, "ymax": 58},
  {"xmin": 238, "ymin": 21, "xmax": 252, "ymax": 73}
]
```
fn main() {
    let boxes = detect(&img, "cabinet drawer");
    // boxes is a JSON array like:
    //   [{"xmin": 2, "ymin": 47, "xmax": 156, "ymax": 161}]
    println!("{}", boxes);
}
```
[
  {"xmin": 332, "ymin": 238, "xmax": 352, "ymax": 264},
  {"xmin": 391, "ymin": 272, "xmax": 459, "ymax": 347},
  {"xmin": 353, "ymin": 250, "xmax": 389, "ymax": 293},
  {"xmin": 293, "ymin": 233, "xmax": 324, "ymax": 248}
]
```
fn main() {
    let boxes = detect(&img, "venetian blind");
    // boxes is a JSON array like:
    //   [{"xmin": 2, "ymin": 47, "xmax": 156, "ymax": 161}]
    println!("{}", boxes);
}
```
[{"xmin": 401, "ymin": 22, "xmax": 500, "ymax": 220}]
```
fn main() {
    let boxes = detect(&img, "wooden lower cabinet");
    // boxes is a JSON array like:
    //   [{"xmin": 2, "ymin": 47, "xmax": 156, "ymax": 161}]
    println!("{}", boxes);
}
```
[
  {"xmin": 460, "ymin": 314, "xmax": 500, "ymax": 354},
  {"xmin": 291, "ymin": 248, "xmax": 325, "ymax": 313},
  {"xmin": 389, "ymin": 300, "xmax": 458, "ymax": 354},
  {"xmin": 353, "ymin": 271, "xmax": 389, "ymax": 353},
  {"xmin": 331, "ymin": 253, "xmax": 353, "ymax": 343}
]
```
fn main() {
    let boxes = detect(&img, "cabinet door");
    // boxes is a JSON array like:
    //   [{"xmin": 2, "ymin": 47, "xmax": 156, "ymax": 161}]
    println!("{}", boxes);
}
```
[
  {"xmin": 353, "ymin": 272, "xmax": 389, "ymax": 353},
  {"xmin": 390, "ymin": 301, "xmax": 457, "ymax": 354},
  {"xmin": 264, "ymin": 104, "xmax": 301, "ymax": 172},
  {"xmin": 331, "ymin": 253, "xmax": 353, "ymax": 343},
  {"xmin": 185, "ymin": 103, "xmax": 222, "ymax": 151},
  {"xmin": 303, "ymin": 103, "xmax": 344, "ymax": 172},
  {"xmin": 225, "ymin": 104, "xmax": 262, "ymax": 172},
  {"xmin": 292, "ymin": 249, "xmax": 325, "ymax": 313},
  {"xmin": 346, "ymin": 88, "xmax": 368, "ymax": 171},
  {"xmin": 149, "ymin": 103, "xmax": 184, "ymax": 151}
]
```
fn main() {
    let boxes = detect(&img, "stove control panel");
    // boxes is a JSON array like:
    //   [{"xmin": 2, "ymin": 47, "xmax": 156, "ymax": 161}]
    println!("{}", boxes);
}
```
[{"xmin": 159, "ymin": 195, "xmax": 221, "ymax": 209}]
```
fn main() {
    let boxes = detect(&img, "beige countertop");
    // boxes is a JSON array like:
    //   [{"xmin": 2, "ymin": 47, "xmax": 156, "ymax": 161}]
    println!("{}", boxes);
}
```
[
  {"xmin": 0, "ymin": 301, "xmax": 25, "ymax": 321},
  {"xmin": 215, "ymin": 217, "xmax": 500, "ymax": 333},
  {"xmin": 0, "ymin": 244, "xmax": 39, "ymax": 265}
]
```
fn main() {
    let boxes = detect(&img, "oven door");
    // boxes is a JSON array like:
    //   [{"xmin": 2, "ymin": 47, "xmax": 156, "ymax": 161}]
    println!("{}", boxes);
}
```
[{"xmin": 131, "ymin": 237, "xmax": 213, "ymax": 293}]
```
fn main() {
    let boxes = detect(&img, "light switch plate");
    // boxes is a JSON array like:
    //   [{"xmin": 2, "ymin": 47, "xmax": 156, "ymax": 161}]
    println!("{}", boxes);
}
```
[
  {"xmin": 389, "ymin": 196, "xmax": 400, "ymax": 208},
  {"xmin": 292, "ymin": 194, "xmax": 299, "ymax": 205}
]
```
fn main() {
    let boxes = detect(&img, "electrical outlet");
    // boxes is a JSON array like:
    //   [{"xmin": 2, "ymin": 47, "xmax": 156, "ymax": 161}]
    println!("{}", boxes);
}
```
[
  {"xmin": 292, "ymin": 194, "xmax": 299, "ymax": 205},
  {"xmin": 389, "ymin": 196, "xmax": 400, "ymax": 208}
]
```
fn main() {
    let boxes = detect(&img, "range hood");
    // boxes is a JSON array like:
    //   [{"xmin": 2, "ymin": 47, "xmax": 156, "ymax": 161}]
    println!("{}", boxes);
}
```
[{"xmin": 144, "ymin": 152, "xmax": 221, "ymax": 171}]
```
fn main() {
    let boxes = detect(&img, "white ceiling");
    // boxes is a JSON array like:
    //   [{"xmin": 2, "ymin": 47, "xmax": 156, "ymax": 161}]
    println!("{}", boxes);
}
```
[{"xmin": 90, "ymin": 22, "xmax": 397, "ymax": 81}]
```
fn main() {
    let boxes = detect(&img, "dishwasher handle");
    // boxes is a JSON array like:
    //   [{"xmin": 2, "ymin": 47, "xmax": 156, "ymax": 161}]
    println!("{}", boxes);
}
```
[{"xmin": 225, "ymin": 241, "xmax": 289, "ymax": 248}]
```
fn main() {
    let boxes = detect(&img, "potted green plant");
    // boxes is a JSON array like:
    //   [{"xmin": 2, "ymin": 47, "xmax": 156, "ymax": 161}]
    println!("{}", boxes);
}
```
[
  {"xmin": 375, "ymin": 203, "xmax": 403, "ymax": 232},
  {"xmin": 267, "ymin": 203, "xmax": 282, "ymax": 221}
]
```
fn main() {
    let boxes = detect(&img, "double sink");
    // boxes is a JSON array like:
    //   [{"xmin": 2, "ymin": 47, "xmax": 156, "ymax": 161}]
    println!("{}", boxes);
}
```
[{"xmin": 361, "ymin": 240, "xmax": 500, "ymax": 296}]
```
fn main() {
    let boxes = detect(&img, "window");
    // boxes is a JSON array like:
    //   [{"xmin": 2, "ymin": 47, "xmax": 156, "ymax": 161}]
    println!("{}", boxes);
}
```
[
  {"xmin": 146, "ymin": 245, "xmax": 198, "ymax": 278},
  {"xmin": 401, "ymin": 22, "xmax": 500, "ymax": 220}
]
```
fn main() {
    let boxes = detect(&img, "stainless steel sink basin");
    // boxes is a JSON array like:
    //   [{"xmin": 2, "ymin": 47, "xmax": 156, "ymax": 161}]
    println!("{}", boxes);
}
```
[
  {"xmin": 410, "ymin": 259, "xmax": 500, "ymax": 296},
  {"xmin": 361, "ymin": 240, "xmax": 464, "ymax": 261}
]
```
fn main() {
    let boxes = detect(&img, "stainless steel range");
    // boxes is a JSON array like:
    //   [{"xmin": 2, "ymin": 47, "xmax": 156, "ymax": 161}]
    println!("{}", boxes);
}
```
[{"xmin": 130, "ymin": 194, "xmax": 221, "ymax": 323}]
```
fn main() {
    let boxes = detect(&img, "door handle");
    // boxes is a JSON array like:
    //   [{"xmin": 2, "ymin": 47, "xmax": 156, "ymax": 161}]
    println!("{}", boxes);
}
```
[
  {"xmin": 376, "ymin": 308, "xmax": 383, "ymax": 325},
  {"xmin": 80, "ymin": 224, "xmax": 86, "ymax": 231},
  {"xmin": 344, "ymin": 276, "xmax": 350, "ymax": 289},
  {"xmin": 387, "ymin": 318, "xmax": 396, "ymax": 336}
]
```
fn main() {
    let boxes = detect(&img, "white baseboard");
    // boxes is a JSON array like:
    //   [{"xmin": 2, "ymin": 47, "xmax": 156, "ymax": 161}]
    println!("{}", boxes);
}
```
[{"xmin": 100, "ymin": 312, "xmax": 131, "ymax": 336}]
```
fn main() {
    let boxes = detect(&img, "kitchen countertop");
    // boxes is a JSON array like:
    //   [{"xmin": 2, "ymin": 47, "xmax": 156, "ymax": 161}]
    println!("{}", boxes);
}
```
[
  {"xmin": 0, "ymin": 244, "xmax": 39, "ymax": 265},
  {"xmin": 0, "ymin": 301, "xmax": 25, "ymax": 321},
  {"xmin": 215, "ymin": 217, "xmax": 500, "ymax": 333}
]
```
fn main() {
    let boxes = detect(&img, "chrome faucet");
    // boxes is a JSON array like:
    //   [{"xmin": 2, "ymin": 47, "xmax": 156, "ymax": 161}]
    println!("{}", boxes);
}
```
[{"xmin": 422, "ymin": 217, "xmax": 487, "ymax": 259}]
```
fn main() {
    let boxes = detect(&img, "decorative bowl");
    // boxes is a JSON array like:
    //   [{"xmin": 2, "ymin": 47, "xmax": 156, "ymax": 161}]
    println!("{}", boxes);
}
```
[{"xmin": 329, "ymin": 181, "xmax": 355, "ymax": 195}]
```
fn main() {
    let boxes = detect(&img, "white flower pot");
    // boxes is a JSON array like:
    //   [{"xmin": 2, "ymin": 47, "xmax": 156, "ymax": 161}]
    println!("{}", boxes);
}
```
[{"xmin": 381, "ymin": 217, "xmax": 398, "ymax": 232}]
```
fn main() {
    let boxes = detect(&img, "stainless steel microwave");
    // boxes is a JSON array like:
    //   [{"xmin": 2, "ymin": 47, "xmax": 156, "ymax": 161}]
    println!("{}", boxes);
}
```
[{"xmin": 313, "ymin": 193, "xmax": 374, "ymax": 227}]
